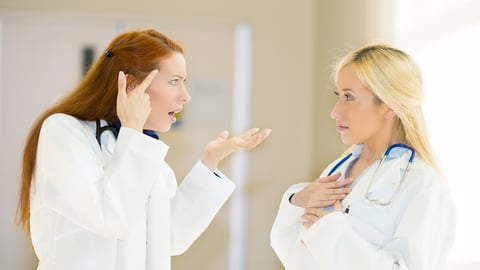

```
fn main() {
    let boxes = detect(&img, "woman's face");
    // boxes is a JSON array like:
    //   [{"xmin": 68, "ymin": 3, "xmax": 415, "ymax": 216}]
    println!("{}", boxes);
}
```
[
  {"xmin": 330, "ymin": 64, "xmax": 391, "ymax": 146},
  {"xmin": 143, "ymin": 52, "xmax": 191, "ymax": 132}
]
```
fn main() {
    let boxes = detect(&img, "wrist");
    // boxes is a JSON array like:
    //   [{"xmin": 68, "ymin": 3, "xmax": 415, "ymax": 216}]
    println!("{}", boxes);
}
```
[{"xmin": 200, "ymin": 158, "xmax": 218, "ymax": 172}]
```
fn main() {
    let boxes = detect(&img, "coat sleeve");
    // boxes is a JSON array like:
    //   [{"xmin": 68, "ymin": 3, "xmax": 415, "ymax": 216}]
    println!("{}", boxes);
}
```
[
  {"xmin": 169, "ymin": 161, "xmax": 236, "ymax": 255},
  {"xmin": 301, "ymin": 175, "xmax": 455, "ymax": 270},
  {"xmin": 34, "ymin": 114, "xmax": 164, "ymax": 239},
  {"xmin": 270, "ymin": 183, "xmax": 316, "ymax": 268}
]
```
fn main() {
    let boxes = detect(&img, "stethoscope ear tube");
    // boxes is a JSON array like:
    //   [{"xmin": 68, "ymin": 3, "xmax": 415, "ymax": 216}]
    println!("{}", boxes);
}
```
[{"xmin": 95, "ymin": 120, "xmax": 119, "ymax": 147}]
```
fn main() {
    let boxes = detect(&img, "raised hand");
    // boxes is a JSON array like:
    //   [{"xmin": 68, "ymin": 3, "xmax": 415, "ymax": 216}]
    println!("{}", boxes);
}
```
[
  {"xmin": 201, "ymin": 128, "xmax": 272, "ymax": 171},
  {"xmin": 116, "ymin": 70, "xmax": 158, "ymax": 132}
]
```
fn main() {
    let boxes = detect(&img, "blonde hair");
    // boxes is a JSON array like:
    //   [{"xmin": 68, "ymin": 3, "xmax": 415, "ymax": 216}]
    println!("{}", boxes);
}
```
[{"xmin": 334, "ymin": 43, "xmax": 439, "ymax": 172}]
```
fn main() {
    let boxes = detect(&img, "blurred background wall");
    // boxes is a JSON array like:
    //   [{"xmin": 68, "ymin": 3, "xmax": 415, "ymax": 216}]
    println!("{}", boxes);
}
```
[{"xmin": 0, "ymin": 0, "xmax": 478, "ymax": 269}]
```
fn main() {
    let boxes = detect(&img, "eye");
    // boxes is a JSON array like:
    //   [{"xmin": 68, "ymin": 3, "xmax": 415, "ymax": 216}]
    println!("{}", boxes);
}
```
[
  {"xmin": 333, "ymin": 90, "xmax": 339, "ymax": 97},
  {"xmin": 345, "ymin": 93, "xmax": 354, "ymax": 101},
  {"xmin": 170, "ymin": 79, "xmax": 179, "ymax": 86}
]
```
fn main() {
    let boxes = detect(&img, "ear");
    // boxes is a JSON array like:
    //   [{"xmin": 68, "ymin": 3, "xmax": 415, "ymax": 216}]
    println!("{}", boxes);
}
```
[
  {"xmin": 383, "ymin": 105, "xmax": 397, "ymax": 120},
  {"xmin": 125, "ymin": 74, "xmax": 137, "ymax": 91}
]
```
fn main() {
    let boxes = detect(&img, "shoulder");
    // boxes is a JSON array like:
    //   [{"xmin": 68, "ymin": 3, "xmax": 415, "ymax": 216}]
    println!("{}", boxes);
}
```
[
  {"xmin": 40, "ymin": 113, "xmax": 94, "ymax": 142},
  {"xmin": 43, "ymin": 113, "xmax": 82, "ymax": 128},
  {"xmin": 408, "ymin": 159, "xmax": 450, "ymax": 195}
]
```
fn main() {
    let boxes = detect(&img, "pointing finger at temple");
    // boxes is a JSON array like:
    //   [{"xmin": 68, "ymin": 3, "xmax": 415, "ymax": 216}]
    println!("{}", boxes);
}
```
[{"xmin": 133, "ymin": 69, "xmax": 158, "ymax": 93}]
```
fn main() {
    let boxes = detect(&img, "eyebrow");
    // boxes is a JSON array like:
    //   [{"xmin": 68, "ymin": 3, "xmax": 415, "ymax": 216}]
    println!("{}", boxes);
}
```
[{"xmin": 171, "ymin": 74, "xmax": 187, "ymax": 80}]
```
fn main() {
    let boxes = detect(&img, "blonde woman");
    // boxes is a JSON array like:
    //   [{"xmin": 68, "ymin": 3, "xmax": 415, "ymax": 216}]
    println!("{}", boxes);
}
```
[{"xmin": 271, "ymin": 43, "xmax": 455, "ymax": 269}]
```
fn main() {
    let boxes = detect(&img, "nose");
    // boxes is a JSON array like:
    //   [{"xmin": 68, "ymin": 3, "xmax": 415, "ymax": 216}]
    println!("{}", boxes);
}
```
[
  {"xmin": 330, "ymin": 100, "xmax": 341, "ymax": 120},
  {"xmin": 181, "ymin": 85, "xmax": 191, "ymax": 104}
]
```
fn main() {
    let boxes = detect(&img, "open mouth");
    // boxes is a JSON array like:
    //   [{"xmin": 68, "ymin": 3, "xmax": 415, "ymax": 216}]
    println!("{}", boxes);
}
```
[{"xmin": 168, "ymin": 112, "xmax": 177, "ymax": 122}]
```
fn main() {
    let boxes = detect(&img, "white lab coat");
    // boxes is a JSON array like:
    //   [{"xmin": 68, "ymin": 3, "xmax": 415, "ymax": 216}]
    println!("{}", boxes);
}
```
[
  {"xmin": 30, "ymin": 113, "xmax": 236, "ymax": 270},
  {"xmin": 271, "ymin": 145, "xmax": 455, "ymax": 270}
]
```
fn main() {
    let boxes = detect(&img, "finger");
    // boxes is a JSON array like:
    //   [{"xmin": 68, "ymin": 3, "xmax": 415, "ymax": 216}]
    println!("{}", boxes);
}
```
[
  {"xmin": 241, "ymin": 127, "xmax": 261, "ymax": 138},
  {"xmin": 322, "ymin": 185, "xmax": 351, "ymax": 195},
  {"xmin": 134, "ymin": 69, "xmax": 158, "ymax": 93},
  {"xmin": 232, "ymin": 134, "xmax": 261, "ymax": 149},
  {"xmin": 302, "ymin": 221, "xmax": 313, "ymax": 229},
  {"xmin": 321, "ymin": 178, "xmax": 352, "ymax": 189},
  {"xmin": 315, "ymin": 171, "xmax": 341, "ymax": 183},
  {"xmin": 305, "ymin": 199, "xmax": 336, "ymax": 208},
  {"xmin": 217, "ymin": 130, "xmax": 229, "ymax": 140},
  {"xmin": 329, "ymin": 187, "xmax": 352, "ymax": 195},
  {"xmin": 316, "ymin": 200, "xmax": 336, "ymax": 207},
  {"xmin": 330, "ymin": 183, "xmax": 352, "ymax": 191},
  {"xmin": 328, "ymin": 178, "xmax": 354, "ymax": 188},
  {"xmin": 256, "ymin": 128, "xmax": 272, "ymax": 141},
  {"xmin": 243, "ymin": 129, "xmax": 272, "ymax": 149},
  {"xmin": 333, "ymin": 200, "xmax": 342, "ymax": 212},
  {"xmin": 322, "ymin": 194, "xmax": 346, "ymax": 201},
  {"xmin": 301, "ymin": 213, "xmax": 318, "ymax": 220},
  {"xmin": 325, "ymin": 195, "xmax": 348, "ymax": 203},
  {"xmin": 117, "ymin": 71, "xmax": 127, "ymax": 99},
  {"xmin": 301, "ymin": 212, "xmax": 318, "ymax": 222},
  {"xmin": 305, "ymin": 207, "xmax": 324, "ymax": 217}
]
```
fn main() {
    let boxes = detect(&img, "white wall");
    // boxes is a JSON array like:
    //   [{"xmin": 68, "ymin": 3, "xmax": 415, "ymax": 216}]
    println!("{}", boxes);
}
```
[{"xmin": 394, "ymin": 0, "xmax": 480, "ymax": 268}]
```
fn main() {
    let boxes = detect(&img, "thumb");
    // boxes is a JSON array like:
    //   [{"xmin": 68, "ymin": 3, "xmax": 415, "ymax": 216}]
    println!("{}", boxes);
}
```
[
  {"xmin": 217, "ymin": 130, "xmax": 229, "ymax": 140},
  {"xmin": 315, "ymin": 171, "xmax": 341, "ymax": 183}
]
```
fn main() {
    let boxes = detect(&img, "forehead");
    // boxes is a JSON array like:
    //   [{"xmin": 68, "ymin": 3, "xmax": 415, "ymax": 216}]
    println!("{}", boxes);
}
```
[
  {"xmin": 336, "ymin": 65, "xmax": 368, "ymax": 93},
  {"xmin": 157, "ymin": 52, "xmax": 187, "ymax": 76}
]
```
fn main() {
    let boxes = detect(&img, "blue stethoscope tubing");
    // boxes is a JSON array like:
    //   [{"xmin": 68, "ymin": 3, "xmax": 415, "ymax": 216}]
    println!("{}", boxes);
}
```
[
  {"xmin": 328, "ymin": 153, "xmax": 353, "ymax": 176},
  {"xmin": 328, "ymin": 143, "xmax": 415, "ymax": 176},
  {"xmin": 328, "ymin": 143, "xmax": 416, "ymax": 206}
]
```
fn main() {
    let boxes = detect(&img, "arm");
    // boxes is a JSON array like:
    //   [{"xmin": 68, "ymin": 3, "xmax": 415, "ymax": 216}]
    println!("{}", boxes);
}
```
[
  {"xmin": 169, "ymin": 161, "xmax": 235, "ymax": 255},
  {"xmin": 168, "ymin": 128, "xmax": 271, "ymax": 254},
  {"xmin": 270, "ymin": 173, "xmax": 353, "ymax": 268},
  {"xmin": 270, "ymin": 183, "xmax": 315, "ymax": 268}
]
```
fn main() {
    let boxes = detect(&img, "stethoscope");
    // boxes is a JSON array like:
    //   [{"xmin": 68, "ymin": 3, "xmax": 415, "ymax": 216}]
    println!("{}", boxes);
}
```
[
  {"xmin": 95, "ymin": 120, "xmax": 118, "ymax": 147},
  {"xmin": 95, "ymin": 120, "xmax": 159, "ymax": 147},
  {"xmin": 328, "ymin": 143, "xmax": 415, "ymax": 206}
]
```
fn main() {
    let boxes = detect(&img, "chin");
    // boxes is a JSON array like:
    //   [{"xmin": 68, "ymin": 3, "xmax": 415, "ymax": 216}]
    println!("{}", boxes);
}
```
[
  {"xmin": 154, "ymin": 123, "xmax": 173, "ymax": 133},
  {"xmin": 157, "ymin": 126, "xmax": 172, "ymax": 133},
  {"xmin": 340, "ymin": 136, "xmax": 355, "ymax": 145},
  {"xmin": 144, "ymin": 120, "xmax": 171, "ymax": 133}
]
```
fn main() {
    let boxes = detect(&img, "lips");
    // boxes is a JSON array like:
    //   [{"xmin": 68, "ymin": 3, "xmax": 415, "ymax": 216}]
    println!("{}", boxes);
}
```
[
  {"xmin": 336, "ymin": 124, "xmax": 349, "ymax": 132},
  {"xmin": 168, "ymin": 108, "xmax": 182, "ymax": 122}
]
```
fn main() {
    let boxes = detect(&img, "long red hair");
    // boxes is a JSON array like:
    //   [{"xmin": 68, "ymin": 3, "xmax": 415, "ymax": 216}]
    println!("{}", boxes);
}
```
[{"xmin": 17, "ymin": 29, "xmax": 184, "ymax": 235}]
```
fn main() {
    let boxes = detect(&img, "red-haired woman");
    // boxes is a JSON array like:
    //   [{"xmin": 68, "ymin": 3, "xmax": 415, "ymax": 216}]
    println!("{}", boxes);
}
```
[{"xmin": 17, "ymin": 29, "xmax": 271, "ymax": 270}]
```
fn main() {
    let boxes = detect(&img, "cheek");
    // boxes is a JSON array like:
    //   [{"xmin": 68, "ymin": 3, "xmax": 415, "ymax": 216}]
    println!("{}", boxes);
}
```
[
  {"xmin": 354, "ymin": 110, "xmax": 383, "ymax": 133},
  {"xmin": 348, "ymin": 109, "xmax": 370, "ymax": 129},
  {"xmin": 146, "ymin": 88, "xmax": 165, "ymax": 110}
]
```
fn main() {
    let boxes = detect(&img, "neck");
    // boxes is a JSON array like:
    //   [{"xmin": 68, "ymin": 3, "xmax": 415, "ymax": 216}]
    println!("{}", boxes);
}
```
[{"xmin": 361, "ymin": 128, "xmax": 405, "ymax": 162}]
